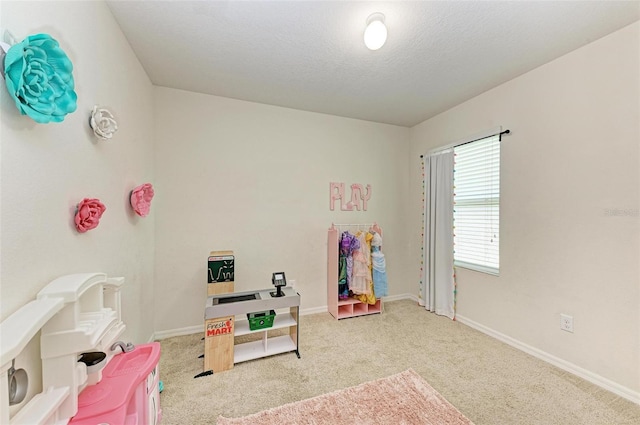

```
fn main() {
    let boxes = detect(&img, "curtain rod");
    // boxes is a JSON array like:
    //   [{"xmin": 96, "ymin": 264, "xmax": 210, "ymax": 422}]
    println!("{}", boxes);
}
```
[{"xmin": 420, "ymin": 129, "xmax": 510, "ymax": 158}]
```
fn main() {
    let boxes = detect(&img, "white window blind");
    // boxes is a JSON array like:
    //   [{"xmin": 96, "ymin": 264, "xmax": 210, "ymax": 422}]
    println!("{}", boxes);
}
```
[{"xmin": 453, "ymin": 135, "xmax": 500, "ymax": 274}]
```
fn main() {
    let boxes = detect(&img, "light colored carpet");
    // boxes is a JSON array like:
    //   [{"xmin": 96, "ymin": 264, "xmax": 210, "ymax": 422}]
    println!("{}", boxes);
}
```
[
  {"xmin": 216, "ymin": 369, "xmax": 473, "ymax": 424},
  {"xmin": 157, "ymin": 299, "xmax": 640, "ymax": 424}
]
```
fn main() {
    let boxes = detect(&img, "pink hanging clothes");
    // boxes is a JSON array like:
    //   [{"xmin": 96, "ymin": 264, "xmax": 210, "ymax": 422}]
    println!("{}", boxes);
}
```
[{"xmin": 350, "ymin": 231, "xmax": 372, "ymax": 295}]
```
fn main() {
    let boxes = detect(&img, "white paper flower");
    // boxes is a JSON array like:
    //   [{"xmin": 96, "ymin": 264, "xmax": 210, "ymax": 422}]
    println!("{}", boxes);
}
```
[{"xmin": 89, "ymin": 106, "xmax": 118, "ymax": 140}]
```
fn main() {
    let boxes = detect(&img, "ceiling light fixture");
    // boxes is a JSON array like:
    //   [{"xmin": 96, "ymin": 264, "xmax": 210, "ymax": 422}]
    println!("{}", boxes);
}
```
[{"xmin": 364, "ymin": 13, "xmax": 387, "ymax": 51}]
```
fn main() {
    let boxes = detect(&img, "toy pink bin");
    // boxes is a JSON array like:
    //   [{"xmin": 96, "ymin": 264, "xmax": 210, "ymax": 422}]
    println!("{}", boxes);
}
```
[{"xmin": 70, "ymin": 342, "xmax": 162, "ymax": 425}]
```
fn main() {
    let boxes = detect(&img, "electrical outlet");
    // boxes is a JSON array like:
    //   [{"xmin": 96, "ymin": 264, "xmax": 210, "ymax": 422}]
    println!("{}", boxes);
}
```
[{"xmin": 560, "ymin": 314, "xmax": 573, "ymax": 333}]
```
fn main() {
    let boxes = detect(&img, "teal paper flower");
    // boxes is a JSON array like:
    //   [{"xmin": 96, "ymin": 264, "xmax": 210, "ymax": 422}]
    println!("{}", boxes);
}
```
[{"xmin": 4, "ymin": 33, "xmax": 77, "ymax": 123}]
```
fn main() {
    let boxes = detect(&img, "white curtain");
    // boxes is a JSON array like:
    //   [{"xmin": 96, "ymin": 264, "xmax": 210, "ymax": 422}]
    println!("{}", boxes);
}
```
[{"xmin": 420, "ymin": 150, "xmax": 455, "ymax": 319}]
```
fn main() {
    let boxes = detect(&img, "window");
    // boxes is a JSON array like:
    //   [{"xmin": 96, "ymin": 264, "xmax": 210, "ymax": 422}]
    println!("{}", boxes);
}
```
[{"xmin": 453, "ymin": 135, "xmax": 500, "ymax": 275}]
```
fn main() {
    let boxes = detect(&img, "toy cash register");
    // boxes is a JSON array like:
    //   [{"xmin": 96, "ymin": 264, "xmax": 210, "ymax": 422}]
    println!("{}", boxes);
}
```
[{"xmin": 270, "ymin": 272, "xmax": 287, "ymax": 297}]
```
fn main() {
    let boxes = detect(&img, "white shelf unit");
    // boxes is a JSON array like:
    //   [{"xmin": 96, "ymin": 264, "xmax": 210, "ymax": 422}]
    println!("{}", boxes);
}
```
[
  {"xmin": 204, "ymin": 287, "xmax": 300, "ymax": 372},
  {"xmin": 234, "ymin": 312, "xmax": 298, "ymax": 363},
  {"xmin": 327, "ymin": 224, "xmax": 383, "ymax": 320}
]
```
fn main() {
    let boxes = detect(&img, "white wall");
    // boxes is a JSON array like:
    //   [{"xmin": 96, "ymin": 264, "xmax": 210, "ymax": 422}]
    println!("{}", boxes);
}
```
[
  {"xmin": 153, "ymin": 87, "xmax": 411, "ymax": 332},
  {"xmin": 3, "ymin": 0, "xmax": 636, "ymax": 407},
  {"xmin": 0, "ymin": 0, "xmax": 155, "ymax": 394},
  {"xmin": 409, "ymin": 22, "xmax": 640, "ymax": 395}
]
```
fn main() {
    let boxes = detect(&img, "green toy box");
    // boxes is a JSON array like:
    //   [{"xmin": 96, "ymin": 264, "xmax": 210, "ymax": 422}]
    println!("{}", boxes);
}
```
[{"xmin": 247, "ymin": 310, "xmax": 276, "ymax": 331}]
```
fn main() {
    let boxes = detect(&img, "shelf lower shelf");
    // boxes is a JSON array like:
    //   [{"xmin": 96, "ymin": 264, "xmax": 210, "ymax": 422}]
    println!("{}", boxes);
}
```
[
  {"xmin": 334, "ymin": 298, "xmax": 382, "ymax": 319},
  {"xmin": 234, "ymin": 314, "xmax": 297, "ymax": 337},
  {"xmin": 234, "ymin": 335, "xmax": 297, "ymax": 363}
]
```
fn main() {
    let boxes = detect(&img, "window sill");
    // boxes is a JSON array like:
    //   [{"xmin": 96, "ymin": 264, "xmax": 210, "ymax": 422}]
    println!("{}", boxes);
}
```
[{"xmin": 454, "ymin": 261, "xmax": 499, "ymax": 276}]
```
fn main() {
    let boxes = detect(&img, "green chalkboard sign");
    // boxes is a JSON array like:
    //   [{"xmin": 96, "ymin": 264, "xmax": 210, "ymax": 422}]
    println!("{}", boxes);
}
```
[{"xmin": 208, "ymin": 252, "xmax": 234, "ymax": 283}]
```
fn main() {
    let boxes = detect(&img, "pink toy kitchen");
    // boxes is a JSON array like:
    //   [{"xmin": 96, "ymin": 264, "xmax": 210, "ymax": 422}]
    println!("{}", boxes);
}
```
[{"xmin": 0, "ymin": 273, "xmax": 161, "ymax": 424}]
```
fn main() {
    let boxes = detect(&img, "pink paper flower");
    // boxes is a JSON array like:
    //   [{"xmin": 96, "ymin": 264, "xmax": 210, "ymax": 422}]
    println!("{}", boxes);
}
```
[
  {"xmin": 75, "ymin": 198, "xmax": 106, "ymax": 233},
  {"xmin": 130, "ymin": 183, "xmax": 154, "ymax": 217}
]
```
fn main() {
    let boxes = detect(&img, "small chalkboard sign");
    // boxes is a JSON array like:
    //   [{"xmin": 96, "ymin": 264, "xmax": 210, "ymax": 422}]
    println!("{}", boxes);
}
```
[{"xmin": 208, "ymin": 251, "xmax": 234, "ymax": 283}]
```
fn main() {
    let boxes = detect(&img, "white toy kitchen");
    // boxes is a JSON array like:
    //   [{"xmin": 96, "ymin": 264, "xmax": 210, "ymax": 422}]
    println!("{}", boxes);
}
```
[{"xmin": 0, "ymin": 273, "xmax": 161, "ymax": 424}]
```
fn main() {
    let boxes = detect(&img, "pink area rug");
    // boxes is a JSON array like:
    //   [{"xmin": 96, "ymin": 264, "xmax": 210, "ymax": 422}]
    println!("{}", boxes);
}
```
[{"xmin": 217, "ymin": 369, "xmax": 474, "ymax": 424}]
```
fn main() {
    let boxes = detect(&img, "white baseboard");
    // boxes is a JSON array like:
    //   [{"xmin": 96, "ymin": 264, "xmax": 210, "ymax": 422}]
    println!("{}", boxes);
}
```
[
  {"xmin": 456, "ymin": 314, "xmax": 640, "ymax": 405},
  {"xmin": 152, "ymin": 305, "xmax": 338, "ymax": 340},
  {"xmin": 152, "ymin": 294, "xmax": 418, "ymax": 340},
  {"xmin": 300, "ymin": 305, "xmax": 328, "ymax": 316},
  {"xmin": 153, "ymin": 325, "xmax": 203, "ymax": 340},
  {"xmin": 384, "ymin": 293, "xmax": 419, "ymax": 303},
  {"xmin": 152, "ymin": 296, "xmax": 638, "ymax": 404}
]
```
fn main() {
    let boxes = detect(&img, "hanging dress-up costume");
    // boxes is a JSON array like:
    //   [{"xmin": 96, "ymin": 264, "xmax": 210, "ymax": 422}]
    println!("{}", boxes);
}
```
[
  {"xmin": 355, "ymin": 231, "xmax": 377, "ymax": 304},
  {"xmin": 338, "ymin": 232, "xmax": 349, "ymax": 299},
  {"xmin": 350, "ymin": 231, "xmax": 372, "ymax": 295},
  {"xmin": 345, "ymin": 232, "xmax": 359, "ymax": 289},
  {"xmin": 339, "ymin": 231, "xmax": 359, "ymax": 299},
  {"xmin": 371, "ymin": 232, "xmax": 388, "ymax": 297}
]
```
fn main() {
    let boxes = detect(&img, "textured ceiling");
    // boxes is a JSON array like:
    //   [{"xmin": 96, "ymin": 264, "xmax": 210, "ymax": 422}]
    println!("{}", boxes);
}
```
[{"xmin": 107, "ymin": 1, "xmax": 640, "ymax": 127}]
